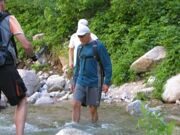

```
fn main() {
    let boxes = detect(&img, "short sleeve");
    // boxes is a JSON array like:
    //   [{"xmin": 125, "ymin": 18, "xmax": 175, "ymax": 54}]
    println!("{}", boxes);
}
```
[
  {"xmin": 69, "ymin": 33, "xmax": 76, "ymax": 48},
  {"xmin": 9, "ymin": 15, "xmax": 24, "ymax": 35}
]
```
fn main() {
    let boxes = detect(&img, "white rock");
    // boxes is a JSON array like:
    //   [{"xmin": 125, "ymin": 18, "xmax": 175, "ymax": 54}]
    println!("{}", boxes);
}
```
[
  {"xmin": 46, "ymin": 75, "xmax": 66, "ymax": 92},
  {"xmin": 0, "ymin": 93, "xmax": 8, "ymax": 108},
  {"xmin": 58, "ymin": 92, "xmax": 70, "ymax": 101},
  {"xmin": 18, "ymin": 69, "xmax": 40, "ymax": 97},
  {"xmin": 35, "ymin": 95, "xmax": 54, "ymax": 105},
  {"xmin": 33, "ymin": 33, "xmax": 44, "ymax": 41},
  {"xmin": 27, "ymin": 92, "xmax": 41, "ymax": 104},
  {"xmin": 176, "ymin": 100, "xmax": 180, "ymax": 105},
  {"xmin": 49, "ymin": 91, "xmax": 66, "ymax": 98},
  {"xmin": 130, "ymin": 46, "xmax": 166, "ymax": 73},
  {"xmin": 162, "ymin": 74, "xmax": 180, "ymax": 103},
  {"xmin": 56, "ymin": 127, "xmax": 92, "ymax": 135}
]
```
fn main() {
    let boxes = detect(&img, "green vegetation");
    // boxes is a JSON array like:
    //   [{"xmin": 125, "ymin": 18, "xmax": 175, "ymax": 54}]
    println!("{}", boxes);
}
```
[
  {"xmin": 30, "ymin": 63, "xmax": 49, "ymax": 71},
  {"xmin": 89, "ymin": 0, "xmax": 180, "ymax": 100},
  {"xmin": 135, "ymin": 92, "xmax": 151, "ymax": 101},
  {"xmin": 6, "ymin": 0, "xmax": 180, "ymax": 99},
  {"xmin": 137, "ymin": 104, "xmax": 175, "ymax": 135}
]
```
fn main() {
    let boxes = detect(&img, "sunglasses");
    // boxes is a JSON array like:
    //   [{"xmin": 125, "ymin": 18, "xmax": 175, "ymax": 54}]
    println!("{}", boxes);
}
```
[{"xmin": 78, "ymin": 34, "xmax": 87, "ymax": 38}]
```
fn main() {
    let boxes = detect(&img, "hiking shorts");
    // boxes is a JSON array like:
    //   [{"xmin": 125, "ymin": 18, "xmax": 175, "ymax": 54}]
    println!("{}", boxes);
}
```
[
  {"xmin": 0, "ymin": 65, "xmax": 27, "ymax": 106},
  {"xmin": 73, "ymin": 84, "xmax": 101, "ymax": 106}
]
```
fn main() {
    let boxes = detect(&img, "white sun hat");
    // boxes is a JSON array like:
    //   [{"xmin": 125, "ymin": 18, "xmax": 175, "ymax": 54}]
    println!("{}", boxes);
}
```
[
  {"xmin": 76, "ymin": 24, "xmax": 90, "ymax": 36},
  {"xmin": 78, "ymin": 19, "xmax": 88, "ymax": 27}
]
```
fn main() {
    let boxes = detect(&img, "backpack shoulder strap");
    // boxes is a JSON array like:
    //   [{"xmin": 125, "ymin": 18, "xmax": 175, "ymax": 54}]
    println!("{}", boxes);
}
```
[
  {"xmin": 92, "ymin": 40, "xmax": 105, "ymax": 87},
  {"xmin": 0, "ymin": 12, "xmax": 11, "ymax": 22},
  {"xmin": 77, "ymin": 45, "xmax": 83, "ymax": 67},
  {"xmin": 92, "ymin": 40, "xmax": 100, "ymax": 61},
  {"xmin": 77, "ymin": 45, "xmax": 83, "ymax": 59},
  {"xmin": 93, "ymin": 40, "xmax": 103, "ymax": 69},
  {"xmin": 11, "ymin": 35, "xmax": 18, "ymax": 58}
]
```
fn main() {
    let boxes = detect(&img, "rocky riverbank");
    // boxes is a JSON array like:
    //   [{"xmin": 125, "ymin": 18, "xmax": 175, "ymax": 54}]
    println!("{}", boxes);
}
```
[{"xmin": 0, "ymin": 69, "xmax": 179, "ymax": 134}]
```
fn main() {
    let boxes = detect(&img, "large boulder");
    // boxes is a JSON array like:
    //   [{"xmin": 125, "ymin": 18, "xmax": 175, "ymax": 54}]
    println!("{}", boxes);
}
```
[
  {"xmin": 46, "ymin": 75, "xmax": 66, "ymax": 92},
  {"xmin": 18, "ymin": 69, "xmax": 40, "ymax": 97},
  {"xmin": 107, "ymin": 81, "xmax": 146, "ymax": 102},
  {"xmin": 130, "ymin": 46, "xmax": 166, "ymax": 73},
  {"xmin": 106, "ymin": 81, "xmax": 154, "ymax": 103},
  {"xmin": 162, "ymin": 74, "xmax": 180, "ymax": 103}
]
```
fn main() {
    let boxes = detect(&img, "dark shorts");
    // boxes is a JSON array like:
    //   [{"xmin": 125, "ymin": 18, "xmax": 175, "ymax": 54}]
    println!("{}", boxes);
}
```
[
  {"xmin": 73, "ymin": 84, "xmax": 102, "ymax": 106},
  {"xmin": 0, "ymin": 65, "xmax": 27, "ymax": 106}
]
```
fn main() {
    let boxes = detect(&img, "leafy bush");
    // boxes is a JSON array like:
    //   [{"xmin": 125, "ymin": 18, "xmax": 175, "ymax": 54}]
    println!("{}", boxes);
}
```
[
  {"xmin": 90, "ymin": 0, "xmax": 179, "ymax": 99},
  {"xmin": 6, "ymin": 0, "xmax": 179, "ymax": 99},
  {"xmin": 137, "ymin": 104, "xmax": 175, "ymax": 135},
  {"xmin": 31, "ymin": 63, "xmax": 49, "ymax": 72}
]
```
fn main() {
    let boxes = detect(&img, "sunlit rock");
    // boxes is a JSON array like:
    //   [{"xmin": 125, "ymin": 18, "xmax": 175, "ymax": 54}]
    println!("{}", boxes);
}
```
[
  {"xmin": 162, "ymin": 74, "xmax": 180, "ymax": 103},
  {"xmin": 35, "ymin": 94, "xmax": 54, "ymax": 105},
  {"xmin": 130, "ymin": 46, "xmax": 166, "ymax": 73},
  {"xmin": 56, "ymin": 127, "xmax": 92, "ymax": 135},
  {"xmin": 18, "ymin": 69, "xmax": 40, "ymax": 97},
  {"xmin": 33, "ymin": 33, "xmax": 44, "ymax": 41},
  {"xmin": 46, "ymin": 75, "xmax": 66, "ymax": 92}
]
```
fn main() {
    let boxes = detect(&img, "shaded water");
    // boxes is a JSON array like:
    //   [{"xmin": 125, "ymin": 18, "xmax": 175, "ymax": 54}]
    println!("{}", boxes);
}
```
[{"xmin": 0, "ymin": 101, "xmax": 142, "ymax": 135}]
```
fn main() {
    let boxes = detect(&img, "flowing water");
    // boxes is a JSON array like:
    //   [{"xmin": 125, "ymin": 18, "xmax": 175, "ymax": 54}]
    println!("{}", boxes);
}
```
[{"xmin": 0, "ymin": 101, "xmax": 143, "ymax": 135}]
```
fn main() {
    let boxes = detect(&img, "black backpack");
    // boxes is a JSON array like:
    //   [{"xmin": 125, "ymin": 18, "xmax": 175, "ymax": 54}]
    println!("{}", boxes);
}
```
[{"xmin": 0, "ymin": 12, "xmax": 18, "ymax": 66}]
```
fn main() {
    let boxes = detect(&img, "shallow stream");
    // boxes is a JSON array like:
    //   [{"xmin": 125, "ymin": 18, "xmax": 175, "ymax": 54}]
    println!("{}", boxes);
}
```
[{"xmin": 0, "ymin": 101, "xmax": 142, "ymax": 135}]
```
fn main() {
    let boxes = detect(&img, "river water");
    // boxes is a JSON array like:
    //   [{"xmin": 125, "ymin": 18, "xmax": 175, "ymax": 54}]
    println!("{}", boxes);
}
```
[{"xmin": 0, "ymin": 101, "xmax": 143, "ymax": 135}]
